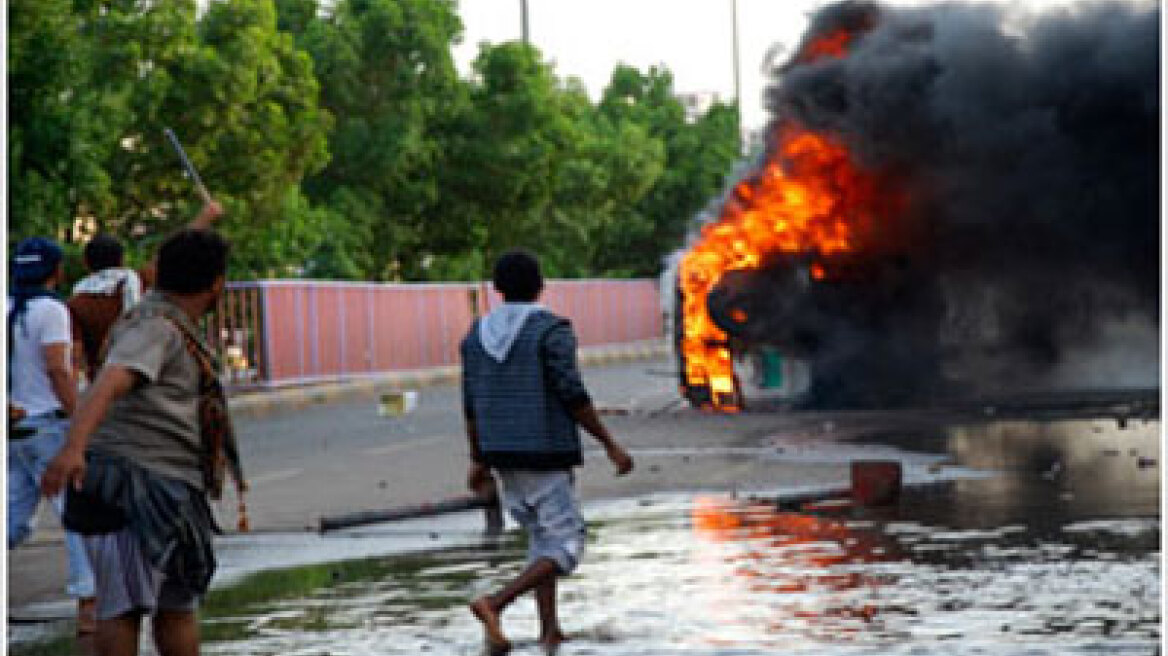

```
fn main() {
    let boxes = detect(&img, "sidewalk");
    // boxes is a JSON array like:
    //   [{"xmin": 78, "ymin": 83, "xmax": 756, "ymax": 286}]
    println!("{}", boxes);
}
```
[{"xmin": 227, "ymin": 338, "xmax": 671, "ymax": 419}]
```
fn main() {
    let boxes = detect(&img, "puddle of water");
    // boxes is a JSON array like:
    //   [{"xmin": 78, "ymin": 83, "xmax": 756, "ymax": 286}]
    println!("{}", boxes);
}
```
[
  {"xmin": 193, "ymin": 507, "xmax": 1158, "ymax": 655},
  {"xmin": 195, "ymin": 501, "xmax": 1157, "ymax": 653},
  {"xmin": 860, "ymin": 417, "xmax": 1161, "ymax": 529}
]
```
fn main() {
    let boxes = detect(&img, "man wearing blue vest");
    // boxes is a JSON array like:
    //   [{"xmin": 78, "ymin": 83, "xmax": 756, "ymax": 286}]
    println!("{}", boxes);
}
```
[{"xmin": 462, "ymin": 250, "xmax": 634, "ymax": 654}]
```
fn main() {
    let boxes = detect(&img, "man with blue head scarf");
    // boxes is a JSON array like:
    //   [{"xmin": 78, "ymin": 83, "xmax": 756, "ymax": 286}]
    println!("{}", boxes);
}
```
[{"xmin": 8, "ymin": 236, "xmax": 98, "ymax": 632}]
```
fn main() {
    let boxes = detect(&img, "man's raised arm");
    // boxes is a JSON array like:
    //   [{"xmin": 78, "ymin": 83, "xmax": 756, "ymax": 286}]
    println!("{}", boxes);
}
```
[{"xmin": 189, "ymin": 199, "xmax": 224, "ymax": 231}]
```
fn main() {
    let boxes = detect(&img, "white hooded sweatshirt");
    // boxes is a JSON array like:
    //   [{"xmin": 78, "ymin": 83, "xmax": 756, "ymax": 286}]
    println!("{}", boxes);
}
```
[{"xmin": 477, "ymin": 302, "xmax": 545, "ymax": 362}]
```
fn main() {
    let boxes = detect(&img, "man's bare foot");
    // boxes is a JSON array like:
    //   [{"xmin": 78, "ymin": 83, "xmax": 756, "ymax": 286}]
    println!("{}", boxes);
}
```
[
  {"xmin": 470, "ymin": 597, "xmax": 510, "ymax": 654},
  {"xmin": 539, "ymin": 630, "xmax": 568, "ymax": 653}
]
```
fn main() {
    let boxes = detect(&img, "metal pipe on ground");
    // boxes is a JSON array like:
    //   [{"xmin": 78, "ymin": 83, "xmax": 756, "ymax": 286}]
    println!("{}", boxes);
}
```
[{"xmin": 319, "ymin": 492, "xmax": 504, "ymax": 534}]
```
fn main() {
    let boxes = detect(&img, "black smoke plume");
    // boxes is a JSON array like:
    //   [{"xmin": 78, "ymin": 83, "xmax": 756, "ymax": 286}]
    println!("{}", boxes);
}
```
[{"xmin": 711, "ymin": 1, "xmax": 1159, "ymax": 405}]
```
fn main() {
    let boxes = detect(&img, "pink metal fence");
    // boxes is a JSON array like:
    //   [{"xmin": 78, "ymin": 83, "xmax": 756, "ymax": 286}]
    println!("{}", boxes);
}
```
[{"xmin": 207, "ymin": 279, "xmax": 663, "ymax": 388}]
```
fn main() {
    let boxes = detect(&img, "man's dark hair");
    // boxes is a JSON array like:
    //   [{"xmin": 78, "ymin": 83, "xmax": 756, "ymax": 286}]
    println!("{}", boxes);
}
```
[
  {"xmin": 492, "ymin": 250, "xmax": 544, "ymax": 302},
  {"xmin": 156, "ymin": 229, "xmax": 230, "ymax": 294},
  {"xmin": 84, "ymin": 234, "xmax": 124, "ymax": 272}
]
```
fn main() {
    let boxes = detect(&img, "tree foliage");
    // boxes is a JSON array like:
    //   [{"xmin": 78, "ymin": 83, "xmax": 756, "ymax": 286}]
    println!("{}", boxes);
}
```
[
  {"xmin": 10, "ymin": 0, "xmax": 741, "ymax": 282},
  {"xmin": 9, "ymin": 0, "xmax": 116, "ymax": 239},
  {"xmin": 293, "ymin": 0, "xmax": 464, "ymax": 280}
]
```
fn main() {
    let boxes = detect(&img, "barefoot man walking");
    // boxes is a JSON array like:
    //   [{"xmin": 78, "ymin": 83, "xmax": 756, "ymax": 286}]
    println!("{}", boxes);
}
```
[{"xmin": 461, "ymin": 250, "xmax": 634, "ymax": 654}]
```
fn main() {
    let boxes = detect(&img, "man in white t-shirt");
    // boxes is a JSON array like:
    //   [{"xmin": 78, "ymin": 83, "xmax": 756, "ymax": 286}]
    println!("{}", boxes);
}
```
[{"xmin": 8, "ymin": 236, "xmax": 97, "ymax": 632}]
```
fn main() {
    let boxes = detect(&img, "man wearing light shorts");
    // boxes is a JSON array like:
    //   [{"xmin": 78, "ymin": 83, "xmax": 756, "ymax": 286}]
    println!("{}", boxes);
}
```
[{"xmin": 461, "ymin": 250, "xmax": 634, "ymax": 654}]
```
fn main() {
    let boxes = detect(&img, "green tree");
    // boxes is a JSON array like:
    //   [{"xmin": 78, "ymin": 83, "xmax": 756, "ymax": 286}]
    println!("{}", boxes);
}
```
[
  {"xmin": 192, "ymin": 0, "xmax": 332, "ymax": 277},
  {"xmin": 546, "ymin": 81, "xmax": 665, "ymax": 276},
  {"xmin": 440, "ymin": 50, "xmax": 732, "ymax": 280},
  {"xmin": 8, "ymin": 0, "xmax": 120, "ymax": 243},
  {"xmin": 295, "ymin": 0, "xmax": 464, "ymax": 280},
  {"xmin": 9, "ymin": 0, "xmax": 739, "ymax": 283},
  {"xmin": 440, "ymin": 42, "xmax": 584, "ymax": 277},
  {"xmin": 275, "ymin": 0, "xmax": 319, "ymax": 34},
  {"xmin": 9, "ymin": 0, "xmax": 331, "ymax": 278},
  {"xmin": 598, "ymin": 65, "xmax": 741, "ymax": 276}
]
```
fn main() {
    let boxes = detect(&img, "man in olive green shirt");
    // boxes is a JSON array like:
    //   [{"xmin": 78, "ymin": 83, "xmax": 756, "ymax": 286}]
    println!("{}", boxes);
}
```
[{"xmin": 43, "ymin": 205, "xmax": 244, "ymax": 656}]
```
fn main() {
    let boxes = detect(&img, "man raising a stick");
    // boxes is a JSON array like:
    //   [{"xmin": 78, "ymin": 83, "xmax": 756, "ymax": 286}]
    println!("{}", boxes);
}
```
[{"xmin": 44, "ymin": 130, "xmax": 244, "ymax": 655}]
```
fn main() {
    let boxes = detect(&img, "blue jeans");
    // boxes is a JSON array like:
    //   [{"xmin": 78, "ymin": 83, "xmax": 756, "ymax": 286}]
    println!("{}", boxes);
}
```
[{"xmin": 8, "ymin": 413, "xmax": 96, "ymax": 598}]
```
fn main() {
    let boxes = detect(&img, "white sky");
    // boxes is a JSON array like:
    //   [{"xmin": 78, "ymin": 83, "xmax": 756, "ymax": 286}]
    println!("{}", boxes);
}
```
[
  {"xmin": 452, "ymin": 0, "xmax": 1153, "ymax": 132},
  {"xmin": 453, "ymin": 0, "xmax": 816, "ymax": 132}
]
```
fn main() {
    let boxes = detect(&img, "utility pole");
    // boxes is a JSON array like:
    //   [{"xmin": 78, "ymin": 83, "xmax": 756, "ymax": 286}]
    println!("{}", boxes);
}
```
[
  {"xmin": 731, "ymin": 0, "xmax": 745, "ymax": 153},
  {"xmin": 521, "ymin": 0, "xmax": 530, "ymax": 43},
  {"xmin": 731, "ymin": 0, "xmax": 742, "ymax": 107}
]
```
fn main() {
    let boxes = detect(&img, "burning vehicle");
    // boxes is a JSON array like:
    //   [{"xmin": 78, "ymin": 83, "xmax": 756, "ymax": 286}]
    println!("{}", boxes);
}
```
[{"xmin": 677, "ymin": 0, "xmax": 1159, "ymax": 411}]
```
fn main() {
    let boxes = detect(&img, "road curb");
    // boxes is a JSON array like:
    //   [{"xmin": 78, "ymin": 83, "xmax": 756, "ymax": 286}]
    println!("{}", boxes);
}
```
[{"xmin": 228, "ymin": 339, "xmax": 670, "ymax": 420}]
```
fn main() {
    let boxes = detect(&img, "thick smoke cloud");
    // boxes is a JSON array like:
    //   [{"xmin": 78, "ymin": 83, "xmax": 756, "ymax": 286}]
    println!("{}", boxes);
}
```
[{"xmin": 746, "ymin": 0, "xmax": 1159, "ymax": 399}]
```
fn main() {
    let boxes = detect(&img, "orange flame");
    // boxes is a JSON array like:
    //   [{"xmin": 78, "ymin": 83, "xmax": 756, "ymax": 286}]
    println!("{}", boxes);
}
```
[
  {"xmin": 678, "ymin": 24, "xmax": 888, "ymax": 411},
  {"xmin": 679, "ymin": 125, "xmax": 886, "ymax": 410},
  {"xmin": 799, "ymin": 29, "xmax": 857, "ymax": 62}
]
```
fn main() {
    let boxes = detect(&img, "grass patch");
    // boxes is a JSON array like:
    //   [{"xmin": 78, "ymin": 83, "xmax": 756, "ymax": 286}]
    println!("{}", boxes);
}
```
[
  {"xmin": 199, "ymin": 542, "xmax": 520, "ymax": 643},
  {"xmin": 202, "ymin": 555, "xmax": 415, "ymax": 617}
]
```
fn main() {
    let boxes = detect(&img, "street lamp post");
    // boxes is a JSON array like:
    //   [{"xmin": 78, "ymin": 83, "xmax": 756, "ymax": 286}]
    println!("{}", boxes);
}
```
[
  {"xmin": 732, "ymin": 0, "xmax": 742, "ymax": 108},
  {"xmin": 731, "ymin": 0, "xmax": 745, "ymax": 153},
  {"xmin": 521, "ymin": 0, "xmax": 530, "ymax": 43}
]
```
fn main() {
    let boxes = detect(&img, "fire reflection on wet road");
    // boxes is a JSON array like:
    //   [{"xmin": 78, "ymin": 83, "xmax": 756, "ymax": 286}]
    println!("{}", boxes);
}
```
[{"xmin": 200, "ymin": 418, "xmax": 1159, "ymax": 656}]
